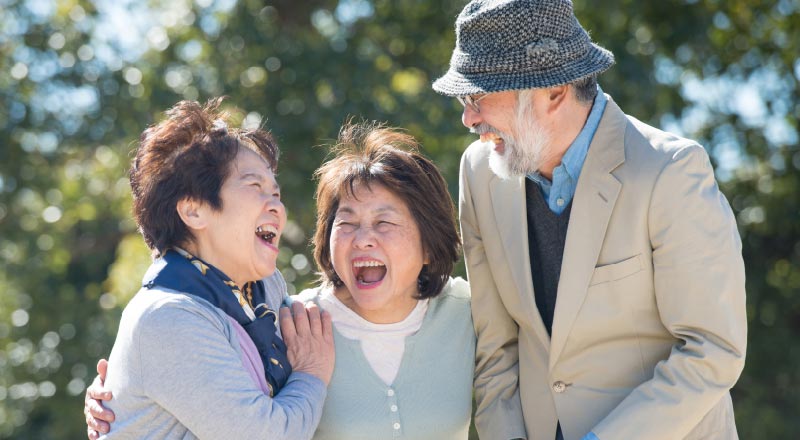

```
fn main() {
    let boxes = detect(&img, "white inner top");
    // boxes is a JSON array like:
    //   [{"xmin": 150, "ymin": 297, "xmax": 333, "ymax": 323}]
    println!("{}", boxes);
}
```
[{"xmin": 319, "ymin": 290, "xmax": 428, "ymax": 386}]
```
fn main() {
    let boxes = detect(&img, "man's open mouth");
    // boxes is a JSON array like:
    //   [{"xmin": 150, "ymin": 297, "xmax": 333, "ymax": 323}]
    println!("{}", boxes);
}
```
[
  {"xmin": 353, "ymin": 259, "xmax": 387, "ymax": 286},
  {"xmin": 480, "ymin": 132, "xmax": 504, "ymax": 145},
  {"xmin": 480, "ymin": 132, "xmax": 505, "ymax": 154}
]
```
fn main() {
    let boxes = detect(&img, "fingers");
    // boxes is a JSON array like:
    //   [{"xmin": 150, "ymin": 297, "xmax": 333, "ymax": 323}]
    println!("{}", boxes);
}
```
[
  {"xmin": 280, "ymin": 300, "xmax": 328, "ymax": 342},
  {"xmin": 86, "ymin": 409, "xmax": 111, "ymax": 433},
  {"xmin": 84, "ymin": 399, "xmax": 111, "ymax": 437},
  {"xmin": 277, "ymin": 301, "xmax": 335, "ymax": 385},
  {"xmin": 87, "ymin": 397, "xmax": 115, "ymax": 422},
  {"xmin": 96, "ymin": 359, "xmax": 108, "ymax": 383},
  {"xmin": 290, "ymin": 301, "xmax": 311, "ymax": 337},
  {"xmin": 87, "ymin": 376, "xmax": 112, "ymax": 401},
  {"xmin": 320, "ymin": 309, "xmax": 334, "ymax": 343},
  {"xmin": 279, "ymin": 306, "xmax": 296, "ymax": 344},
  {"xmin": 305, "ymin": 302, "xmax": 323, "ymax": 338}
]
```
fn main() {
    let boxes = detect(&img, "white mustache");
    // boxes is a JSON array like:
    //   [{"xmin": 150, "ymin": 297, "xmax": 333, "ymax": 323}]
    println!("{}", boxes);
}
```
[{"xmin": 470, "ymin": 123, "xmax": 505, "ymax": 137}]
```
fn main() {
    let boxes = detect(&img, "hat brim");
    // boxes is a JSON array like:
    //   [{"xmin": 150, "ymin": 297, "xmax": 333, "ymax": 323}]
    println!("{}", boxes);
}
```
[{"xmin": 432, "ymin": 44, "xmax": 615, "ymax": 97}]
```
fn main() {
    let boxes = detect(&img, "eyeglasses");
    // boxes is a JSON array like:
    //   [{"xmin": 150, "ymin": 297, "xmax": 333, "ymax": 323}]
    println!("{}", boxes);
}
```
[{"xmin": 456, "ymin": 93, "xmax": 489, "ymax": 113}]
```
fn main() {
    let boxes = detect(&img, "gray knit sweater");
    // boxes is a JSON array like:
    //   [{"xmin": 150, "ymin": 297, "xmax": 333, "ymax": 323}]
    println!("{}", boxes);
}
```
[{"xmin": 101, "ymin": 273, "xmax": 326, "ymax": 439}]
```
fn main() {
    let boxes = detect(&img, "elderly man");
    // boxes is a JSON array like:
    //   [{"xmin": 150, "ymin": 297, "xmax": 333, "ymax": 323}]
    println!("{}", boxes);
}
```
[{"xmin": 433, "ymin": 1, "xmax": 747, "ymax": 440}]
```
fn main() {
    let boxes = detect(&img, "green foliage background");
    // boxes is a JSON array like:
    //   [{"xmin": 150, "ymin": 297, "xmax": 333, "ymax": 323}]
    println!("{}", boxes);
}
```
[{"xmin": 1, "ymin": 0, "xmax": 798, "ymax": 438}]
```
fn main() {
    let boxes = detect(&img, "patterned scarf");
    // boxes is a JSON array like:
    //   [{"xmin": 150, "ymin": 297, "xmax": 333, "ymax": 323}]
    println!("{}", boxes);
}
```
[{"xmin": 142, "ymin": 248, "xmax": 291, "ymax": 395}]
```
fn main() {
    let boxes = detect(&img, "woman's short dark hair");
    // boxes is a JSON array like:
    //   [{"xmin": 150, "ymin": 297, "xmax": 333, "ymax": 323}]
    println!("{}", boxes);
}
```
[
  {"xmin": 312, "ymin": 121, "xmax": 461, "ymax": 299},
  {"xmin": 130, "ymin": 98, "xmax": 279, "ymax": 255}
]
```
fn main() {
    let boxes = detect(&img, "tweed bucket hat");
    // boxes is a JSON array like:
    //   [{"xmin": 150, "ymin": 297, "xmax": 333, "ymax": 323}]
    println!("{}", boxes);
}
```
[{"xmin": 432, "ymin": 0, "xmax": 615, "ymax": 97}]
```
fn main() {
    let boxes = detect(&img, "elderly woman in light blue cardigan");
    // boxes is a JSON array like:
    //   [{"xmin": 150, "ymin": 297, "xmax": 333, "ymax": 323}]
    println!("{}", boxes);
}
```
[{"xmin": 293, "ymin": 123, "xmax": 475, "ymax": 439}]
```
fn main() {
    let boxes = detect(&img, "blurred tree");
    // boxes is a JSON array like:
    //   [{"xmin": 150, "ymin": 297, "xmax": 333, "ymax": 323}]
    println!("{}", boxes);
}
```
[{"xmin": 0, "ymin": 0, "xmax": 797, "ymax": 438}]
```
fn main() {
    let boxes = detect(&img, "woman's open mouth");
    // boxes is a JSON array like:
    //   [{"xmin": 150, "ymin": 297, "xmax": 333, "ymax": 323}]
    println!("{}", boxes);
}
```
[
  {"xmin": 352, "ymin": 259, "xmax": 386, "ymax": 289},
  {"xmin": 255, "ymin": 225, "xmax": 279, "ymax": 250}
]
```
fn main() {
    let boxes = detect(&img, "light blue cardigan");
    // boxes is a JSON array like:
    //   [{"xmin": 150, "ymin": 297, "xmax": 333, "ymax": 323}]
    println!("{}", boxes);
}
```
[{"xmin": 291, "ymin": 277, "xmax": 476, "ymax": 440}]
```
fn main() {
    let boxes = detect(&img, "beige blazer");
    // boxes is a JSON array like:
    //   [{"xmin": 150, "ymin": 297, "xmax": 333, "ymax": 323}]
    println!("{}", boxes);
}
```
[{"xmin": 459, "ymin": 96, "xmax": 747, "ymax": 440}]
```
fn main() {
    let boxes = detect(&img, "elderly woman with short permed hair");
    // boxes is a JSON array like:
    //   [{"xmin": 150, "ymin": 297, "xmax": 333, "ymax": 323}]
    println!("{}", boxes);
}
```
[
  {"xmin": 292, "ymin": 122, "xmax": 475, "ymax": 439},
  {"xmin": 92, "ymin": 98, "xmax": 334, "ymax": 439}
]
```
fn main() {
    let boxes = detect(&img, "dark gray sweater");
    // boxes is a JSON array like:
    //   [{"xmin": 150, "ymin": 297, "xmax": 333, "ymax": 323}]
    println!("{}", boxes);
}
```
[{"xmin": 526, "ymin": 179, "xmax": 572, "ymax": 336}]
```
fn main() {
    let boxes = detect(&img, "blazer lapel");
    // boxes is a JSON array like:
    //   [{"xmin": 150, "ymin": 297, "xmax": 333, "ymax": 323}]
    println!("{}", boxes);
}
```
[
  {"xmin": 549, "ymin": 97, "xmax": 627, "ymax": 369},
  {"xmin": 490, "ymin": 175, "xmax": 550, "ymax": 348}
]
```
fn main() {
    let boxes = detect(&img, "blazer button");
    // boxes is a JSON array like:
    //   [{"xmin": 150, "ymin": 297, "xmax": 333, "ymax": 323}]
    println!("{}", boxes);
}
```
[{"xmin": 552, "ymin": 381, "xmax": 567, "ymax": 393}]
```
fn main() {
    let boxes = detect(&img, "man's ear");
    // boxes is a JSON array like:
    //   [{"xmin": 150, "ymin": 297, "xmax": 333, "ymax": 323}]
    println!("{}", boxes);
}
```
[
  {"xmin": 546, "ymin": 84, "xmax": 569, "ymax": 113},
  {"xmin": 176, "ymin": 198, "xmax": 207, "ymax": 231}
]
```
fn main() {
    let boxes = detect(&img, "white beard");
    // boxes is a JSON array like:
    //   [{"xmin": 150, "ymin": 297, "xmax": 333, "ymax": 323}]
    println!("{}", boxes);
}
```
[
  {"xmin": 474, "ymin": 101, "xmax": 551, "ymax": 180},
  {"xmin": 487, "ymin": 141, "xmax": 515, "ymax": 180},
  {"xmin": 488, "ymin": 124, "xmax": 549, "ymax": 179}
]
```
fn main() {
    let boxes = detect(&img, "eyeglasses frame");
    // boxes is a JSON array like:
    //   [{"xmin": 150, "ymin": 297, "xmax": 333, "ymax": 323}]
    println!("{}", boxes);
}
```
[{"xmin": 456, "ymin": 93, "xmax": 489, "ymax": 113}]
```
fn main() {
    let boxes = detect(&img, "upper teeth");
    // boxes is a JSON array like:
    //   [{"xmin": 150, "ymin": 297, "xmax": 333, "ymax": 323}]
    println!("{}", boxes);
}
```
[
  {"xmin": 480, "ymin": 133, "xmax": 503, "ymax": 144},
  {"xmin": 256, "ymin": 225, "xmax": 278, "ymax": 235},
  {"xmin": 353, "ymin": 260, "xmax": 384, "ymax": 267}
]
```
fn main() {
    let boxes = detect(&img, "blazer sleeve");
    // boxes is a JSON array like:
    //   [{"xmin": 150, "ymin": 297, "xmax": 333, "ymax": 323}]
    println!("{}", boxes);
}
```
[
  {"xmin": 593, "ymin": 144, "xmax": 747, "ymax": 439},
  {"xmin": 459, "ymin": 150, "xmax": 528, "ymax": 440}
]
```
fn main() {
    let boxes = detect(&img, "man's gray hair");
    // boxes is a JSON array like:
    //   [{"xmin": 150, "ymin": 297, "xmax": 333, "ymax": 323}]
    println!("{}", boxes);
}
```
[
  {"xmin": 572, "ymin": 75, "xmax": 598, "ymax": 105},
  {"xmin": 516, "ymin": 75, "xmax": 597, "ymax": 109}
]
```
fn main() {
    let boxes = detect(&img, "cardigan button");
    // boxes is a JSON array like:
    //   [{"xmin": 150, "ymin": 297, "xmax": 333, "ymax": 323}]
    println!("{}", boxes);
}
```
[
  {"xmin": 390, "ymin": 404, "xmax": 398, "ymax": 412},
  {"xmin": 387, "ymin": 389, "xmax": 395, "ymax": 397},
  {"xmin": 393, "ymin": 422, "xmax": 401, "ymax": 430}
]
